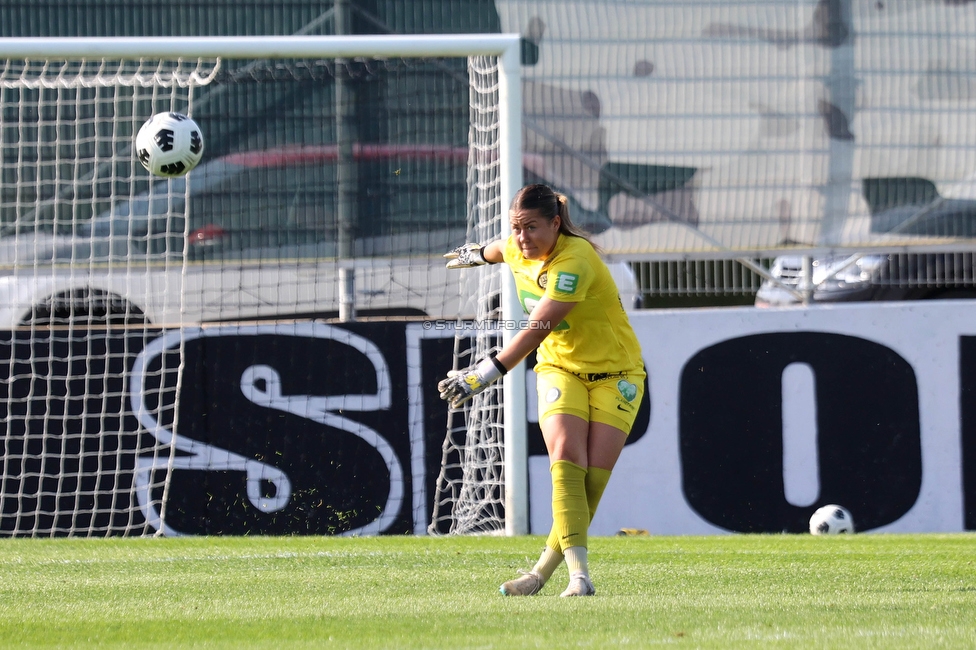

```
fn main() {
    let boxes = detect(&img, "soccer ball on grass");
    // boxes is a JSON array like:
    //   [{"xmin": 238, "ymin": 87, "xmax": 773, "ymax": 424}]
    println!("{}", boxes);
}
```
[
  {"xmin": 136, "ymin": 112, "xmax": 204, "ymax": 177},
  {"xmin": 808, "ymin": 504, "xmax": 854, "ymax": 535}
]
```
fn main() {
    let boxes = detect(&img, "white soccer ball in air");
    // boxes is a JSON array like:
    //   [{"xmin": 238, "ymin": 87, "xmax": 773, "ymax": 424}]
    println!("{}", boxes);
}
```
[
  {"xmin": 136, "ymin": 112, "xmax": 204, "ymax": 177},
  {"xmin": 809, "ymin": 504, "xmax": 855, "ymax": 535}
]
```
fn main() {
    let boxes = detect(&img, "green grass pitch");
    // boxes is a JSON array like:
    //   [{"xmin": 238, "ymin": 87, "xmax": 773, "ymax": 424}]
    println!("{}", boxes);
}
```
[{"xmin": 2, "ymin": 533, "xmax": 975, "ymax": 648}]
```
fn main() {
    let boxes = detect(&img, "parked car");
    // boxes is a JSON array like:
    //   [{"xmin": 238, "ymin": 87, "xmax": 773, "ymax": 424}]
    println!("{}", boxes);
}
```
[
  {"xmin": 756, "ymin": 176, "xmax": 976, "ymax": 306},
  {"xmin": 0, "ymin": 145, "xmax": 639, "ymax": 327}
]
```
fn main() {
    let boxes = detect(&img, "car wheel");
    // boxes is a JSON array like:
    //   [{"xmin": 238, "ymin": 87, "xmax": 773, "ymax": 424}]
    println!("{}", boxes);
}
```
[{"xmin": 26, "ymin": 288, "xmax": 149, "ymax": 327}]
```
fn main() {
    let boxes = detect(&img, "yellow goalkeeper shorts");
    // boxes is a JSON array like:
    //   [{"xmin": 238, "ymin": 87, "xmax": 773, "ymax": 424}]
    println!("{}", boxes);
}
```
[{"xmin": 534, "ymin": 363, "xmax": 645, "ymax": 434}]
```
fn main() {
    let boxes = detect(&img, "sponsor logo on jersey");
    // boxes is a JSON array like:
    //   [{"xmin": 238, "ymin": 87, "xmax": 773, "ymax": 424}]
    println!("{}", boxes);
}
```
[
  {"xmin": 519, "ymin": 289, "xmax": 541, "ymax": 315},
  {"xmin": 554, "ymin": 271, "xmax": 579, "ymax": 294}
]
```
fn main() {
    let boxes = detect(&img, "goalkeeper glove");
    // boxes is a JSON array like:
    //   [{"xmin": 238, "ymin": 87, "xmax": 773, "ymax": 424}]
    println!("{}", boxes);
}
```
[
  {"xmin": 438, "ymin": 355, "xmax": 508, "ymax": 408},
  {"xmin": 444, "ymin": 243, "xmax": 489, "ymax": 269}
]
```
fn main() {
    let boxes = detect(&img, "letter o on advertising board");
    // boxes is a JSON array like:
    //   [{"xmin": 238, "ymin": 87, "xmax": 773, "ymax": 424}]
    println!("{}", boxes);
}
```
[{"xmin": 679, "ymin": 332, "xmax": 921, "ymax": 533}]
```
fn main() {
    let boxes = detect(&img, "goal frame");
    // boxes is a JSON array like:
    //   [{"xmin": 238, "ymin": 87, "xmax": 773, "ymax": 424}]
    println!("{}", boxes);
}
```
[{"xmin": 0, "ymin": 34, "xmax": 527, "ymax": 536}]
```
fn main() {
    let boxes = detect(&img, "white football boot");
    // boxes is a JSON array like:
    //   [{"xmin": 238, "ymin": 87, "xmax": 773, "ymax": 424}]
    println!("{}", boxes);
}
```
[
  {"xmin": 499, "ymin": 570, "xmax": 545, "ymax": 596},
  {"xmin": 559, "ymin": 572, "xmax": 595, "ymax": 597}
]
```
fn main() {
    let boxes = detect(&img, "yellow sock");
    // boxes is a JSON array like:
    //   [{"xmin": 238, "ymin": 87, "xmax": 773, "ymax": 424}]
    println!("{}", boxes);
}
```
[
  {"xmin": 550, "ymin": 460, "xmax": 589, "ymax": 552},
  {"xmin": 546, "ymin": 467, "xmax": 612, "ymax": 550},
  {"xmin": 585, "ymin": 466, "xmax": 612, "ymax": 523},
  {"xmin": 545, "ymin": 528, "xmax": 561, "ymax": 555}
]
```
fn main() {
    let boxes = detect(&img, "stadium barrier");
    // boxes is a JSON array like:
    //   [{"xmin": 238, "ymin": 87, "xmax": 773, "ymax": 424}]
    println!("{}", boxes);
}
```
[{"xmin": 4, "ymin": 300, "xmax": 976, "ymax": 536}]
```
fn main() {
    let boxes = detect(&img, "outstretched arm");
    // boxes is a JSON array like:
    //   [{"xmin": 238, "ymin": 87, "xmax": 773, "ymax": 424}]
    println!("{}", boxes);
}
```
[
  {"xmin": 480, "ymin": 240, "xmax": 505, "ymax": 264},
  {"xmin": 438, "ymin": 295, "xmax": 576, "ymax": 408},
  {"xmin": 495, "ymin": 296, "xmax": 575, "ymax": 370}
]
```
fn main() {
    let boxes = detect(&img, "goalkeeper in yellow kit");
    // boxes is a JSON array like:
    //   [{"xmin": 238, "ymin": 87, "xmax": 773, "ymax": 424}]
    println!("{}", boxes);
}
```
[{"xmin": 439, "ymin": 183, "xmax": 645, "ymax": 597}]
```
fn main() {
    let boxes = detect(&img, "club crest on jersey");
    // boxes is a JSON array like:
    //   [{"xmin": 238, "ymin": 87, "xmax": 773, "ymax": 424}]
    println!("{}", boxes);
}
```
[
  {"xmin": 537, "ymin": 272, "xmax": 548, "ymax": 290},
  {"xmin": 617, "ymin": 380, "xmax": 638, "ymax": 402}
]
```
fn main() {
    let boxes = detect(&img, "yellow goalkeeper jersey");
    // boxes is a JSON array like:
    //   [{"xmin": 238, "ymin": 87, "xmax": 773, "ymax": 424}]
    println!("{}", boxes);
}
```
[{"xmin": 503, "ymin": 233, "xmax": 643, "ymax": 374}]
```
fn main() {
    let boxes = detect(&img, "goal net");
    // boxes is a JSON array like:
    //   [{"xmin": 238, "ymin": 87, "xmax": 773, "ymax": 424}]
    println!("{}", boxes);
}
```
[
  {"xmin": 0, "ymin": 56, "xmax": 215, "ymax": 537},
  {"xmin": 0, "ymin": 35, "xmax": 523, "ymax": 537},
  {"xmin": 427, "ymin": 56, "xmax": 508, "ymax": 536}
]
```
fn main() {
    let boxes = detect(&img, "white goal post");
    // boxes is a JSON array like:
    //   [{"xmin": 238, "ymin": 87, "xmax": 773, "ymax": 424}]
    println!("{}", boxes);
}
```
[{"xmin": 0, "ymin": 35, "xmax": 525, "ymax": 537}]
